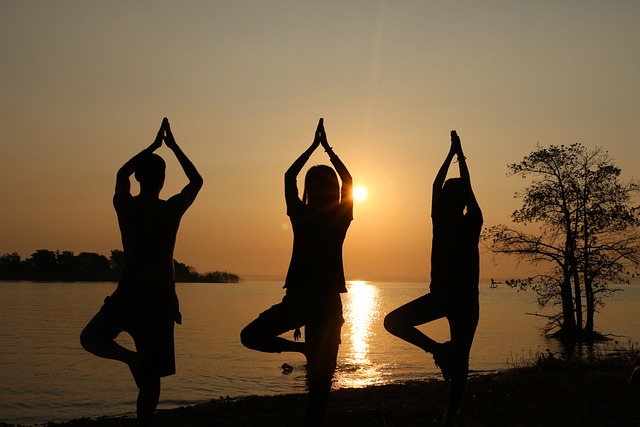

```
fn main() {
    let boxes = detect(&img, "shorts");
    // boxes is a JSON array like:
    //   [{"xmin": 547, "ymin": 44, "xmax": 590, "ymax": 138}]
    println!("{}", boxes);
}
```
[
  {"xmin": 386, "ymin": 291, "xmax": 479, "ymax": 374},
  {"xmin": 245, "ymin": 293, "xmax": 344, "ymax": 356},
  {"xmin": 82, "ymin": 281, "xmax": 179, "ymax": 379}
]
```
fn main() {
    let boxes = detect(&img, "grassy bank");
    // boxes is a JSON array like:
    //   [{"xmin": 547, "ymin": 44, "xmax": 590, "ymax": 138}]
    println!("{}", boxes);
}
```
[{"xmin": 16, "ymin": 346, "xmax": 640, "ymax": 427}]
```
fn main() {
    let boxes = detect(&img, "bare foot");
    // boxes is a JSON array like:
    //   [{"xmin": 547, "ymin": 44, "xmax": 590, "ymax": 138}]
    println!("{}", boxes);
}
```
[{"xmin": 433, "ymin": 341, "xmax": 454, "ymax": 381}]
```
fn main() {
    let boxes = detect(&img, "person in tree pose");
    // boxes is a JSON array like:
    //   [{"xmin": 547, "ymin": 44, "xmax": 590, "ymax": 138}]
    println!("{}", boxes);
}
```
[
  {"xmin": 241, "ymin": 118, "xmax": 353, "ymax": 426},
  {"xmin": 81, "ymin": 118, "xmax": 203, "ymax": 426},
  {"xmin": 384, "ymin": 130, "xmax": 482, "ymax": 426}
]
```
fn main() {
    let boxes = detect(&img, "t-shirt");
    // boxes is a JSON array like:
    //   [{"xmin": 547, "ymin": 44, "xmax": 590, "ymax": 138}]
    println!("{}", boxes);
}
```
[
  {"xmin": 113, "ymin": 192, "xmax": 190, "ymax": 282},
  {"xmin": 429, "ymin": 202, "xmax": 483, "ymax": 296},
  {"xmin": 284, "ymin": 200, "xmax": 352, "ymax": 296}
]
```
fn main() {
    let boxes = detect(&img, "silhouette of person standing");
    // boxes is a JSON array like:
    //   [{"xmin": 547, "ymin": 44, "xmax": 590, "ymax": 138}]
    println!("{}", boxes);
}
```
[
  {"xmin": 241, "ymin": 118, "xmax": 352, "ymax": 426},
  {"xmin": 384, "ymin": 131, "xmax": 482, "ymax": 426},
  {"xmin": 80, "ymin": 118, "xmax": 203, "ymax": 426}
]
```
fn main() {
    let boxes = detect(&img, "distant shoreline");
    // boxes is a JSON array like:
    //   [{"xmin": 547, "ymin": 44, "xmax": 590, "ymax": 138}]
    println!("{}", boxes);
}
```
[
  {"xmin": 0, "ymin": 249, "xmax": 240, "ymax": 283},
  {"xmin": 0, "ymin": 278, "xmax": 240, "ymax": 284}
]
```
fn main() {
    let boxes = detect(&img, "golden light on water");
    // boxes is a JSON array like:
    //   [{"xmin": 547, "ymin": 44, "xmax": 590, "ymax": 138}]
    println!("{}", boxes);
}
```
[
  {"xmin": 339, "ymin": 280, "xmax": 383, "ymax": 388},
  {"xmin": 345, "ymin": 281, "xmax": 377, "ymax": 364}
]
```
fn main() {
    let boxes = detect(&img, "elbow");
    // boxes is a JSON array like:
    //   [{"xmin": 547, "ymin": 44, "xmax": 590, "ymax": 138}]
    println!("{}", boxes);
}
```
[
  {"xmin": 193, "ymin": 174, "xmax": 204, "ymax": 190},
  {"xmin": 116, "ymin": 169, "xmax": 130, "ymax": 182},
  {"xmin": 337, "ymin": 165, "xmax": 352, "ymax": 183},
  {"xmin": 284, "ymin": 168, "xmax": 297, "ymax": 181},
  {"xmin": 284, "ymin": 171, "xmax": 298, "ymax": 189}
]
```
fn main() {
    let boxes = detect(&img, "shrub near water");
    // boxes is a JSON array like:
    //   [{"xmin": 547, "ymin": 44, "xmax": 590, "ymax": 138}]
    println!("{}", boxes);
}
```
[{"xmin": 508, "ymin": 341, "xmax": 640, "ymax": 376}]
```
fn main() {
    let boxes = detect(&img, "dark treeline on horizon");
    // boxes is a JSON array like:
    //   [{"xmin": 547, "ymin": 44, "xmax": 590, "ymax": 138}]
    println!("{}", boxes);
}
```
[{"xmin": 0, "ymin": 249, "xmax": 240, "ymax": 283}]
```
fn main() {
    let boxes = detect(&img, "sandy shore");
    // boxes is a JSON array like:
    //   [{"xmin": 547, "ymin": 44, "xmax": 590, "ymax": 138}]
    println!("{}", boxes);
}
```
[{"xmin": 22, "ymin": 366, "xmax": 640, "ymax": 427}]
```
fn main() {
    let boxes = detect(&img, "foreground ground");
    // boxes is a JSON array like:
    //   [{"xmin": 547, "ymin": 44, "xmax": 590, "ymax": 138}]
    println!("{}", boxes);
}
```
[{"xmin": 24, "ymin": 359, "xmax": 638, "ymax": 427}]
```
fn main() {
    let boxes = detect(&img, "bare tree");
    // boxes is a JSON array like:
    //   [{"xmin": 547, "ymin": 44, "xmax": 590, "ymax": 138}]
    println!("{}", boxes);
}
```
[{"xmin": 485, "ymin": 143, "xmax": 639, "ymax": 340}]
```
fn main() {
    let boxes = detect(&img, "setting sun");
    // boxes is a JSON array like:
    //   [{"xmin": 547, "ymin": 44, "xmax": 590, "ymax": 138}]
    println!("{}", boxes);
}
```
[{"xmin": 353, "ymin": 185, "xmax": 368, "ymax": 202}]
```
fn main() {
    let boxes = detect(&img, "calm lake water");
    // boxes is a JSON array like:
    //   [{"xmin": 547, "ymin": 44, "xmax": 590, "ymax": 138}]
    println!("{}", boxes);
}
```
[{"xmin": 1, "ymin": 280, "xmax": 638, "ymax": 425}]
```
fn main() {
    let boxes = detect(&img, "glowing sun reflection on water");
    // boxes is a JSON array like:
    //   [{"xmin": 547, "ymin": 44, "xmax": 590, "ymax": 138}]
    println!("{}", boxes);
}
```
[{"xmin": 338, "ymin": 280, "xmax": 383, "ymax": 388}]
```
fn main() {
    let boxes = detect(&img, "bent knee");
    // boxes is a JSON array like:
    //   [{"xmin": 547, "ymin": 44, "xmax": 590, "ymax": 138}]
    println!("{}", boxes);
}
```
[
  {"xmin": 80, "ymin": 321, "xmax": 108, "ymax": 352},
  {"xmin": 80, "ymin": 326, "xmax": 95, "ymax": 351},
  {"xmin": 240, "ymin": 325, "xmax": 258, "ymax": 350},
  {"xmin": 383, "ymin": 312, "xmax": 401, "ymax": 334}
]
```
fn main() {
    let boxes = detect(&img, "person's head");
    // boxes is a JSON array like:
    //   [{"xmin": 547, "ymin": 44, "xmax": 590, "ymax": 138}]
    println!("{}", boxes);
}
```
[
  {"xmin": 303, "ymin": 165, "xmax": 340, "ymax": 207},
  {"xmin": 134, "ymin": 153, "xmax": 166, "ymax": 192},
  {"xmin": 442, "ymin": 178, "xmax": 467, "ymax": 213}
]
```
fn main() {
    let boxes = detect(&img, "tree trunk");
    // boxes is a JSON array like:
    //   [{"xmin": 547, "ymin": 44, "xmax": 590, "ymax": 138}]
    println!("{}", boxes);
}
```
[
  {"xmin": 572, "ymin": 268, "xmax": 583, "ymax": 330},
  {"xmin": 584, "ymin": 278, "xmax": 595, "ymax": 333},
  {"xmin": 560, "ymin": 276, "xmax": 577, "ymax": 334}
]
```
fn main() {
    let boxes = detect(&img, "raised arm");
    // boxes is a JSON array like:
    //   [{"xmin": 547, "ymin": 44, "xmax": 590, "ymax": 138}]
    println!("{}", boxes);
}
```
[
  {"xmin": 318, "ymin": 119, "xmax": 353, "ymax": 208},
  {"xmin": 163, "ymin": 118, "xmax": 204, "ymax": 206},
  {"xmin": 114, "ymin": 119, "xmax": 164, "ymax": 196},
  {"xmin": 451, "ymin": 130, "xmax": 482, "ymax": 218},
  {"xmin": 432, "ymin": 134, "xmax": 456, "ymax": 207},
  {"xmin": 284, "ymin": 119, "xmax": 322, "ymax": 205}
]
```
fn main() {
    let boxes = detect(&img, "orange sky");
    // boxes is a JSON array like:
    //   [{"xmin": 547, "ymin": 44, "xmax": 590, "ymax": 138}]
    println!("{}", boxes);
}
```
[{"xmin": 1, "ymin": 1, "xmax": 638, "ymax": 281}]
